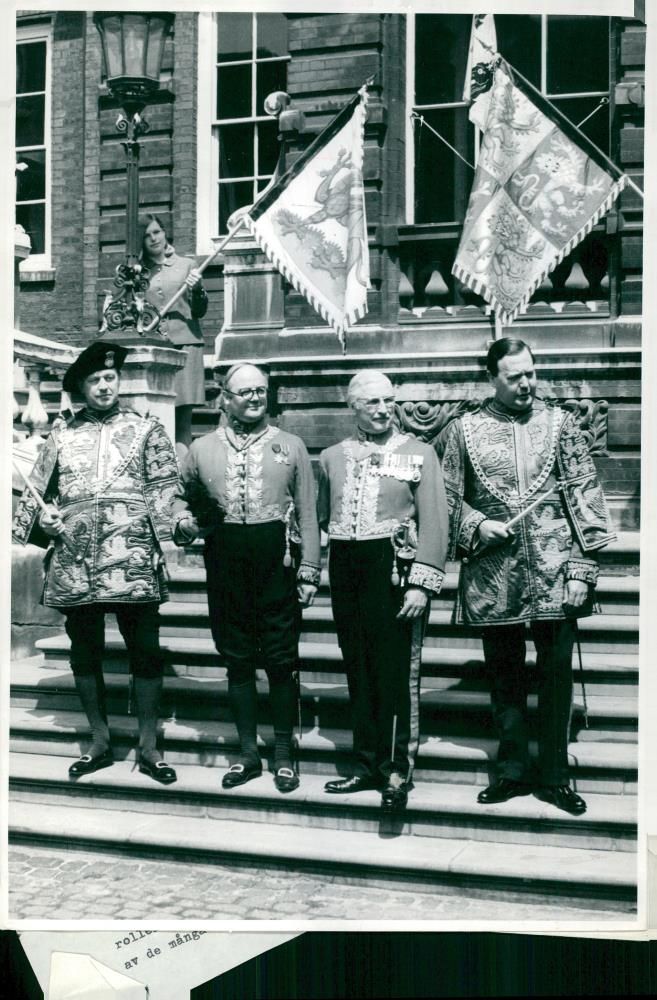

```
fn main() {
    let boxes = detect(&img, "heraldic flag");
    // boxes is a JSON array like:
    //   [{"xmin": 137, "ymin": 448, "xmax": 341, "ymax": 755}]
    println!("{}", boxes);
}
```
[
  {"xmin": 244, "ymin": 85, "xmax": 370, "ymax": 350},
  {"xmin": 463, "ymin": 13, "xmax": 497, "ymax": 129},
  {"xmin": 453, "ymin": 60, "xmax": 627, "ymax": 325}
]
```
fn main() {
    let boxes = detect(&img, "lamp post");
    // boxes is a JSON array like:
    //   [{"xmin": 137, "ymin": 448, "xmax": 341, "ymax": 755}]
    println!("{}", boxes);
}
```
[{"xmin": 93, "ymin": 11, "xmax": 174, "ymax": 343}]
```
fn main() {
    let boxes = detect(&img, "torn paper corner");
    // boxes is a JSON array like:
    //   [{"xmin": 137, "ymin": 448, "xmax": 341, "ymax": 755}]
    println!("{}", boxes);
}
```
[{"xmin": 49, "ymin": 952, "xmax": 147, "ymax": 1000}]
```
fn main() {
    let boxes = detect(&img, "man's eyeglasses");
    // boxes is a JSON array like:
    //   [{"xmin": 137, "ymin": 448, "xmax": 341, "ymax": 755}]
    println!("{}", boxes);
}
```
[
  {"xmin": 357, "ymin": 396, "xmax": 395, "ymax": 413},
  {"xmin": 223, "ymin": 386, "xmax": 268, "ymax": 400}
]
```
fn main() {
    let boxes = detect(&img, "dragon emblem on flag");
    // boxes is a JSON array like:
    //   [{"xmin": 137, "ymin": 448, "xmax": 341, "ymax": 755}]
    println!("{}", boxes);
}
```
[
  {"xmin": 245, "ymin": 84, "xmax": 371, "ymax": 350},
  {"xmin": 453, "ymin": 61, "xmax": 627, "ymax": 324},
  {"xmin": 275, "ymin": 148, "xmax": 368, "ymax": 287}
]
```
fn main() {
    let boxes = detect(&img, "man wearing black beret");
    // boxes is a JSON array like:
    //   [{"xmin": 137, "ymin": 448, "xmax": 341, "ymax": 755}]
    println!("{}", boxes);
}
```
[{"xmin": 12, "ymin": 341, "xmax": 180, "ymax": 784}]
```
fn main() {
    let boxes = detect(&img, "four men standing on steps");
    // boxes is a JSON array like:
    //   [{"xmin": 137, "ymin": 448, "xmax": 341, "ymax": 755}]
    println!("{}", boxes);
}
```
[
  {"xmin": 12, "ymin": 342, "xmax": 180, "ymax": 785},
  {"xmin": 13, "ymin": 341, "xmax": 614, "ymax": 820},
  {"xmin": 437, "ymin": 338, "xmax": 615, "ymax": 816},
  {"xmin": 318, "ymin": 371, "xmax": 449, "ymax": 812},
  {"xmin": 172, "ymin": 363, "xmax": 321, "ymax": 794}
]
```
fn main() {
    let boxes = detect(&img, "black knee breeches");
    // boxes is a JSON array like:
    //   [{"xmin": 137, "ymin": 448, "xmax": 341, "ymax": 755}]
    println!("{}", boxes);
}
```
[
  {"xmin": 64, "ymin": 603, "xmax": 164, "ymax": 679},
  {"xmin": 204, "ymin": 522, "xmax": 301, "ymax": 684}
]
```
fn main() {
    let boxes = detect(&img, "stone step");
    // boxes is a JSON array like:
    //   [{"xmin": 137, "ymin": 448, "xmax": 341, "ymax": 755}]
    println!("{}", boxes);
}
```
[
  {"xmin": 8, "ymin": 798, "xmax": 636, "ymax": 908},
  {"xmin": 33, "ymin": 630, "xmax": 639, "ymax": 691},
  {"xmin": 165, "ymin": 567, "xmax": 641, "ymax": 614},
  {"xmin": 8, "ymin": 754, "xmax": 636, "ymax": 854},
  {"xmin": 172, "ymin": 531, "xmax": 640, "ymax": 577},
  {"xmin": 156, "ymin": 601, "xmax": 639, "ymax": 654},
  {"xmin": 11, "ymin": 660, "xmax": 638, "ymax": 741},
  {"xmin": 8, "ymin": 707, "xmax": 638, "ymax": 794}
]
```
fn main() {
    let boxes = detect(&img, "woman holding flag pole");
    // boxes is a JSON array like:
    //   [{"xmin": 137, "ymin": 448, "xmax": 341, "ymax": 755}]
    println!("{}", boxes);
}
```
[{"xmin": 142, "ymin": 81, "xmax": 372, "ymax": 352}]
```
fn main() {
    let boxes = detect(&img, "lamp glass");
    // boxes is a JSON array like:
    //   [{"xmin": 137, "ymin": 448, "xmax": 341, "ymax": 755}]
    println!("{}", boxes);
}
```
[
  {"xmin": 100, "ymin": 15, "xmax": 124, "ymax": 79},
  {"xmin": 122, "ymin": 14, "xmax": 149, "ymax": 79},
  {"xmin": 95, "ymin": 11, "xmax": 173, "ymax": 92}
]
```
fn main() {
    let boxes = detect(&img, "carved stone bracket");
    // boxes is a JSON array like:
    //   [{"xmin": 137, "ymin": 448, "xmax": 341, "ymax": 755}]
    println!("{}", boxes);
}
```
[
  {"xmin": 560, "ymin": 398, "xmax": 609, "ymax": 455},
  {"xmin": 394, "ymin": 400, "xmax": 479, "ymax": 445},
  {"xmin": 394, "ymin": 397, "xmax": 609, "ymax": 455}
]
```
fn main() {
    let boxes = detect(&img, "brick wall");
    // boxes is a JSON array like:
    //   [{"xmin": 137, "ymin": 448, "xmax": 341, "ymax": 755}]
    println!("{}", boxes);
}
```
[{"xmin": 19, "ymin": 12, "xmax": 87, "ymax": 344}]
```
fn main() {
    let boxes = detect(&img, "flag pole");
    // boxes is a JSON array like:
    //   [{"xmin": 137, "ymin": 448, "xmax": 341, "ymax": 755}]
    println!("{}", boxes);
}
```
[
  {"xmin": 497, "ymin": 56, "xmax": 644, "ymax": 201},
  {"xmin": 140, "ymin": 216, "xmax": 248, "ymax": 335}
]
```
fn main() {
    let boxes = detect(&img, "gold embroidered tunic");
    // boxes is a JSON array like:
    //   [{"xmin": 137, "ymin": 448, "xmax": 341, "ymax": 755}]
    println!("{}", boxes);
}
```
[
  {"xmin": 317, "ymin": 432, "xmax": 448, "ymax": 594},
  {"xmin": 437, "ymin": 399, "xmax": 615, "ymax": 625},
  {"xmin": 174, "ymin": 422, "xmax": 321, "ymax": 585},
  {"xmin": 12, "ymin": 405, "xmax": 180, "ymax": 607}
]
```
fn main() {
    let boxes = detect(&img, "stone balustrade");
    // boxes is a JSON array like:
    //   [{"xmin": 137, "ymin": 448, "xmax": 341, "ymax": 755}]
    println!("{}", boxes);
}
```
[
  {"xmin": 397, "ymin": 227, "xmax": 613, "ymax": 319},
  {"xmin": 13, "ymin": 330, "xmax": 186, "ymax": 486}
]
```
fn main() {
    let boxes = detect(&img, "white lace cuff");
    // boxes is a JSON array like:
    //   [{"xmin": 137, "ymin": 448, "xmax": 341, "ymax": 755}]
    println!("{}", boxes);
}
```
[{"xmin": 408, "ymin": 562, "xmax": 444, "ymax": 595}]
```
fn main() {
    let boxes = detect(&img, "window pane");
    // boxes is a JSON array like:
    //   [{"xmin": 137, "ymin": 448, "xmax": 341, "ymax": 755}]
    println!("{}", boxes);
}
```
[
  {"xmin": 219, "ymin": 180, "xmax": 254, "ymax": 232},
  {"xmin": 415, "ymin": 15, "xmax": 471, "ymax": 105},
  {"xmin": 552, "ymin": 95, "xmax": 610, "ymax": 154},
  {"xmin": 256, "ymin": 60, "xmax": 287, "ymax": 117},
  {"xmin": 217, "ymin": 13, "xmax": 252, "ymax": 63},
  {"xmin": 496, "ymin": 15, "xmax": 541, "ymax": 89},
  {"xmin": 219, "ymin": 122, "xmax": 254, "ymax": 178},
  {"xmin": 257, "ymin": 14, "xmax": 288, "ymax": 58},
  {"xmin": 217, "ymin": 63, "xmax": 252, "ymax": 119},
  {"xmin": 16, "ymin": 149, "xmax": 46, "ymax": 201},
  {"xmin": 16, "ymin": 94, "xmax": 45, "ymax": 147},
  {"xmin": 16, "ymin": 41, "xmax": 46, "ymax": 94},
  {"xmin": 257, "ymin": 121, "xmax": 280, "ymax": 176},
  {"xmin": 16, "ymin": 202, "xmax": 45, "ymax": 255},
  {"xmin": 414, "ymin": 107, "xmax": 474, "ymax": 223},
  {"xmin": 548, "ymin": 17, "xmax": 609, "ymax": 94}
]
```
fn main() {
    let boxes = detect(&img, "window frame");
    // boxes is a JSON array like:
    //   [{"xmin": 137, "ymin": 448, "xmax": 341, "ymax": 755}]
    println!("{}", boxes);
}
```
[
  {"xmin": 16, "ymin": 19, "xmax": 52, "ymax": 273},
  {"xmin": 406, "ymin": 13, "xmax": 612, "ymax": 226},
  {"xmin": 196, "ymin": 11, "xmax": 289, "ymax": 250}
]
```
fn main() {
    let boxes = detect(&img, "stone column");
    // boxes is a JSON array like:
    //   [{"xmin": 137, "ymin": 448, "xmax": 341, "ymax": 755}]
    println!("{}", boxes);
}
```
[
  {"xmin": 215, "ymin": 226, "xmax": 285, "ymax": 362},
  {"xmin": 117, "ymin": 343, "xmax": 186, "ymax": 442},
  {"xmin": 14, "ymin": 224, "xmax": 31, "ymax": 329}
]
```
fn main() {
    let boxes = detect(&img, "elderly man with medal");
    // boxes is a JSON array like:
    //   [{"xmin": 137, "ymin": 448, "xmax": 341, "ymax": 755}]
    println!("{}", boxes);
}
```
[
  {"xmin": 12, "ymin": 342, "xmax": 180, "ymax": 784},
  {"xmin": 318, "ymin": 370, "xmax": 449, "ymax": 812},
  {"xmin": 437, "ymin": 337, "xmax": 616, "ymax": 816},
  {"xmin": 173, "ymin": 363, "xmax": 321, "ymax": 794}
]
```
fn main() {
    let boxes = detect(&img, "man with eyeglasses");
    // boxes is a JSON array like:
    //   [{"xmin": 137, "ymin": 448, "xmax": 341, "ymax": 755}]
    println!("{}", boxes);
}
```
[
  {"xmin": 173, "ymin": 362, "xmax": 321, "ymax": 794},
  {"xmin": 318, "ymin": 370, "xmax": 448, "ymax": 811}
]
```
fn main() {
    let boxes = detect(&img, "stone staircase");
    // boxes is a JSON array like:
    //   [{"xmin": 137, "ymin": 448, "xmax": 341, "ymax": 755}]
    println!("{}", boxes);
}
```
[{"xmin": 8, "ymin": 532, "xmax": 639, "ymax": 913}]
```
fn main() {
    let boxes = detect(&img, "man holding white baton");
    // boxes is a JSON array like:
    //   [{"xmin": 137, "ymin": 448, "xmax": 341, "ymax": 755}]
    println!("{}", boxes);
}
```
[
  {"xmin": 437, "ymin": 338, "xmax": 615, "ymax": 815},
  {"xmin": 12, "ymin": 341, "xmax": 180, "ymax": 784}
]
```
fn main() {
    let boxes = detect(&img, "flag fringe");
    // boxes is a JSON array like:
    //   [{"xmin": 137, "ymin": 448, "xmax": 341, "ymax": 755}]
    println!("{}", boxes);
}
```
[
  {"xmin": 244, "ymin": 218, "xmax": 366, "ymax": 348},
  {"xmin": 452, "ymin": 174, "xmax": 627, "ymax": 325}
]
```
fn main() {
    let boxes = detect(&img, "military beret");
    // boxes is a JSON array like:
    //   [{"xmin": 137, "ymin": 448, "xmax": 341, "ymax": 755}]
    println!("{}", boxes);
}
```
[{"xmin": 62, "ymin": 341, "xmax": 129, "ymax": 393}]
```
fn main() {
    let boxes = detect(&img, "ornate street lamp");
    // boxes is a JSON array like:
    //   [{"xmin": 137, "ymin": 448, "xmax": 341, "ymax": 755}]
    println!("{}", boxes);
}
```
[{"xmin": 93, "ymin": 12, "xmax": 174, "ymax": 342}]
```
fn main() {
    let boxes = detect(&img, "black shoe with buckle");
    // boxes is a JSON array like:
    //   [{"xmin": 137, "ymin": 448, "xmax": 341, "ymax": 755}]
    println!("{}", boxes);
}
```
[
  {"xmin": 536, "ymin": 784, "xmax": 587, "ymax": 815},
  {"xmin": 139, "ymin": 756, "xmax": 177, "ymax": 785},
  {"xmin": 477, "ymin": 778, "xmax": 532, "ymax": 805},
  {"xmin": 274, "ymin": 766, "xmax": 299, "ymax": 793},
  {"xmin": 68, "ymin": 748, "xmax": 114, "ymax": 777},
  {"xmin": 381, "ymin": 776, "xmax": 409, "ymax": 813},
  {"xmin": 324, "ymin": 775, "xmax": 381, "ymax": 794},
  {"xmin": 222, "ymin": 760, "xmax": 262, "ymax": 789}
]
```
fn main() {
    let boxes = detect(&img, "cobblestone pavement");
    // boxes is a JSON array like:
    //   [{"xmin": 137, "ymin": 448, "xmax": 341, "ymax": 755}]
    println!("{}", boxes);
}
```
[{"xmin": 9, "ymin": 845, "xmax": 630, "ymax": 922}]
